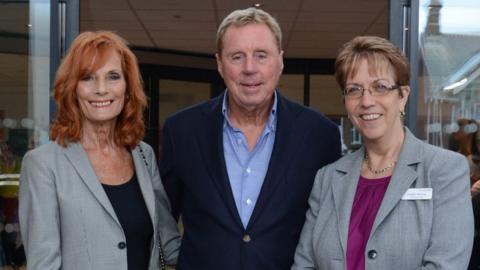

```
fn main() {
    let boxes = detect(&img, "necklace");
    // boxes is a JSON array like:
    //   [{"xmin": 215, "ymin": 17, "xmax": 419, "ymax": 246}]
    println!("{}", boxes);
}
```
[{"xmin": 364, "ymin": 152, "xmax": 397, "ymax": 175}]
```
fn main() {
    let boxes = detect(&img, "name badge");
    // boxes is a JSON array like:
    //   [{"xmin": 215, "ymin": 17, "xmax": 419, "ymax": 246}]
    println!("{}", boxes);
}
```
[{"xmin": 401, "ymin": 188, "xmax": 433, "ymax": 200}]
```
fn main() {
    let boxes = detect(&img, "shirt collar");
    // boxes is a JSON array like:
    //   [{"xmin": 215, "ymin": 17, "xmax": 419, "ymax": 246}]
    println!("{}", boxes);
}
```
[{"xmin": 222, "ymin": 90, "xmax": 277, "ymax": 132}]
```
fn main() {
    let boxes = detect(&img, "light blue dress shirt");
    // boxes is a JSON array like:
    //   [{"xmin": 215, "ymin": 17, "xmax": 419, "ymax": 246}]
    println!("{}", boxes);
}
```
[{"xmin": 222, "ymin": 91, "xmax": 277, "ymax": 228}]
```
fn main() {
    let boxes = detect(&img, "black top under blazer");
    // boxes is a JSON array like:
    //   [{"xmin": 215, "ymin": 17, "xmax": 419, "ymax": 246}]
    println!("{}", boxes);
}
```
[{"xmin": 159, "ymin": 92, "xmax": 342, "ymax": 270}]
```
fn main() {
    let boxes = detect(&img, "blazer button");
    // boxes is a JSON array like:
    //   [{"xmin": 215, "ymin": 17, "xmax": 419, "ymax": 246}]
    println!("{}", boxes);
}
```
[
  {"xmin": 242, "ymin": 234, "xmax": 251, "ymax": 243},
  {"xmin": 367, "ymin": 249, "xmax": 377, "ymax": 259},
  {"xmin": 118, "ymin": 241, "xmax": 127, "ymax": 249}
]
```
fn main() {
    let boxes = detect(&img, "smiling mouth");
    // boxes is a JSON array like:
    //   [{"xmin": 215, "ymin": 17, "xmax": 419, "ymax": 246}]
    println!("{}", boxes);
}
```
[
  {"xmin": 241, "ymin": 82, "xmax": 262, "ymax": 88},
  {"xmin": 360, "ymin": 113, "xmax": 381, "ymax": 120},
  {"xmin": 89, "ymin": 100, "xmax": 113, "ymax": 107}
]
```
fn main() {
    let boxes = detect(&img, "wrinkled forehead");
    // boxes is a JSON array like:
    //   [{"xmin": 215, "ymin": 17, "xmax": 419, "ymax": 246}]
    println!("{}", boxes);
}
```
[{"xmin": 346, "ymin": 53, "xmax": 396, "ymax": 82}]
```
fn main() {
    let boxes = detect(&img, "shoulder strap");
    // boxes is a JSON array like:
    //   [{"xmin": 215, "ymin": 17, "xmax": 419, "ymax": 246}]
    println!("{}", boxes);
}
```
[
  {"xmin": 137, "ymin": 144, "xmax": 166, "ymax": 270},
  {"xmin": 138, "ymin": 144, "xmax": 149, "ymax": 168}
]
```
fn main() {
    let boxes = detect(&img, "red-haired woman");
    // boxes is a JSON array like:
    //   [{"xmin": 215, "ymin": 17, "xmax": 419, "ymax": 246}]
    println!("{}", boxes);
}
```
[{"xmin": 18, "ymin": 31, "xmax": 180, "ymax": 270}]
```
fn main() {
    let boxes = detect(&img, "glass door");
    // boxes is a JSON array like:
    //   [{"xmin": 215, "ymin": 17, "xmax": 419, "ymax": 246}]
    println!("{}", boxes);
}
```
[
  {"xmin": 391, "ymin": 0, "xmax": 480, "ymax": 151},
  {"xmin": 140, "ymin": 64, "xmax": 224, "ymax": 158},
  {"xmin": 416, "ymin": 0, "xmax": 480, "ymax": 152},
  {"xmin": 0, "ymin": 1, "xmax": 52, "ymax": 267},
  {"xmin": 0, "ymin": 0, "xmax": 77, "ymax": 267}
]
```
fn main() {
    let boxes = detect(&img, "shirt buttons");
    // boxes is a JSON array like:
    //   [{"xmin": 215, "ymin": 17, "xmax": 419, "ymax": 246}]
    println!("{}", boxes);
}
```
[
  {"xmin": 246, "ymin": 198, "xmax": 252, "ymax": 205},
  {"xmin": 242, "ymin": 234, "xmax": 251, "ymax": 243},
  {"xmin": 246, "ymin": 168, "xmax": 252, "ymax": 174},
  {"xmin": 367, "ymin": 249, "xmax": 377, "ymax": 259},
  {"xmin": 118, "ymin": 241, "xmax": 127, "ymax": 249},
  {"xmin": 237, "ymin": 139, "xmax": 242, "ymax": 145}
]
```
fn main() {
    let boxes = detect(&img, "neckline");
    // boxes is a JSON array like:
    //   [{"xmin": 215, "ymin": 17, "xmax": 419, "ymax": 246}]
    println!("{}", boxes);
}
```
[
  {"xmin": 102, "ymin": 173, "xmax": 136, "ymax": 188},
  {"xmin": 359, "ymin": 175, "xmax": 391, "ymax": 183}
]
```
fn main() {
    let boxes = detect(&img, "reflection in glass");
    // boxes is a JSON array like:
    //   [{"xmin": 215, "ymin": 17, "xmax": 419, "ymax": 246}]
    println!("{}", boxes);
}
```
[
  {"xmin": 0, "ymin": 1, "xmax": 51, "ymax": 268},
  {"xmin": 418, "ymin": 0, "xmax": 480, "ymax": 150}
]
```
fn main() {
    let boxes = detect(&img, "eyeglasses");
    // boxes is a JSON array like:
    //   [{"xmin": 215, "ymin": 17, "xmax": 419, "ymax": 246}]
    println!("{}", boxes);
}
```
[{"xmin": 343, "ymin": 82, "xmax": 400, "ymax": 99}]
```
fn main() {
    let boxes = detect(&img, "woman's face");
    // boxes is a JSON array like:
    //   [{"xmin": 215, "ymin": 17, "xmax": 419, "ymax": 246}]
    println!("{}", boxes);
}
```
[
  {"xmin": 76, "ymin": 51, "xmax": 126, "ymax": 127},
  {"xmin": 344, "ymin": 58, "xmax": 409, "ymax": 143}
]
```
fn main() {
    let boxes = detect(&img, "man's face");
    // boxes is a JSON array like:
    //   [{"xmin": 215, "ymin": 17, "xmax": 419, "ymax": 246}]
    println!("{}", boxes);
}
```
[{"xmin": 216, "ymin": 23, "xmax": 283, "ymax": 111}]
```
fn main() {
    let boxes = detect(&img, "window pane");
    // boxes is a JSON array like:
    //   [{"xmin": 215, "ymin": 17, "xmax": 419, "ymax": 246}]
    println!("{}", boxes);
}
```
[
  {"xmin": 278, "ymin": 74, "xmax": 304, "ymax": 104},
  {"xmin": 158, "ymin": 79, "xmax": 211, "ymax": 126},
  {"xmin": 310, "ymin": 75, "xmax": 345, "ymax": 116},
  {"xmin": 310, "ymin": 75, "xmax": 353, "ymax": 152},
  {"xmin": 418, "ymin": 0, "xmax": 480, "ymax": 152},
  {"xmin": 0, "ymin": 1, "xmax": 50, "ymax": 267}
]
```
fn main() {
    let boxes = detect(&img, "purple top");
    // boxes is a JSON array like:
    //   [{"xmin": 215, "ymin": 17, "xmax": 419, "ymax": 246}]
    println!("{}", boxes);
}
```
[{"xmin": 346, "ymin": 175, "xmax": 391, "ymax": 270}]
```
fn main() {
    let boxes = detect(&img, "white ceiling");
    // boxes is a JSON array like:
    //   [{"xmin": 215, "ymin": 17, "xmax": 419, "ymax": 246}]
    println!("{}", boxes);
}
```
[{"xmin": 80, "ymin": 0, "xmax": 389, "ymax": 59}]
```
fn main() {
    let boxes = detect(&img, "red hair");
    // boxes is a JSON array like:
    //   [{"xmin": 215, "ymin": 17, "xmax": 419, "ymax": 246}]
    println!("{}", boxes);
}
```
[{"xmin": 50, "ymin": 31, "xmax": 147, "ymax": 148}]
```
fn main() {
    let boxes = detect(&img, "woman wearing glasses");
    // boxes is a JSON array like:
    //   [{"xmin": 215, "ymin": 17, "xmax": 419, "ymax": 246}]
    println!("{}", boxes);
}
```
[{"xmin": 291, "ymin": 36, "xmax": 474, "ymax": 270}]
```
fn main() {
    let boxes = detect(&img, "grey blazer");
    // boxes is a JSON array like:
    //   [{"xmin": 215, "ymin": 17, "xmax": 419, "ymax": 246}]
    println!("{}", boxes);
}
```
[
  {"xmin": 292, "ymin": 128, "xmax": 474, "ymax": 270},
  {"xmin": 19, "ymin": 141, "xmax": 180, "ymax": 270}
]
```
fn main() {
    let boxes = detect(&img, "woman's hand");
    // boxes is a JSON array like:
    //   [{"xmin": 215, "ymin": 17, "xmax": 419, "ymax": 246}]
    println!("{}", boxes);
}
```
[{"xmin": 471, "ymin": 179, "xmax": 480, "ymax": 197}]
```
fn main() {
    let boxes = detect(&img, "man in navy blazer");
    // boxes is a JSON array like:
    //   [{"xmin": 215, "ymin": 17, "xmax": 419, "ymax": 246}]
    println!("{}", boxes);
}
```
[{"xmin": 159, "ymin": 7, "xmax": 341, "ymax": 270}]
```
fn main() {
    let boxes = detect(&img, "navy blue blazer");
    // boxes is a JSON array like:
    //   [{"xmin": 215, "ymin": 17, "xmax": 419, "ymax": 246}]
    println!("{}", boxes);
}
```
[{"xmin": 159, "ymin": 92, "xmax": 341, "ymax": 270}]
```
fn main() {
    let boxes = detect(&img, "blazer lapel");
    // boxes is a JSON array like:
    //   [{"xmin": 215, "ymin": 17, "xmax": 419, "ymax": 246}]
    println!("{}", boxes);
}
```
[
  {"xmin": 197, "ymin": 94, "xmax": 243, "ymax": 228},
  {"xmin": 331, "ymin": 149, "xmax": 364, "ymax": 255},
  {"xmin": 370, "ymin": 128, "xmax": 422, "ymax": 235},
  {"xmin": 132, "ymin": 146, "xmax": 156, "ymax": 227},
  {"xmin": 63, "ymin": 142, "xmax": 120, "ymax": 226},
  {"xmin": 247, "ymin": 94, "xmax": 297, "ymax": 229}
]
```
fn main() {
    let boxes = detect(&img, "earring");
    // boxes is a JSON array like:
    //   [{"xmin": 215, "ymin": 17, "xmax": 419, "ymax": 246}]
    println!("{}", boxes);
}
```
[{"xmin": 400, "ymin": 110, "xmax": 406, "ymax": 118}]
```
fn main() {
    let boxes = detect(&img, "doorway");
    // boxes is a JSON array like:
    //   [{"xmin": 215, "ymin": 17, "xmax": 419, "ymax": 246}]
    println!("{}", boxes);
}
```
[{"xmin": 140, "ymin": 63, "xmax": 224, "ymax": 157}]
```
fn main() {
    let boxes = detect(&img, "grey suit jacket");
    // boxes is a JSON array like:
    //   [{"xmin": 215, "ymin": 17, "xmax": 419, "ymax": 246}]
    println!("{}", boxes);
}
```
[
  {"xmin": 19, "ymin": 141, "xmax": 180, "ymax": 270},
  {"xmin": 292, "ymin": 128, "xmax": 474, "ymax": 270}
]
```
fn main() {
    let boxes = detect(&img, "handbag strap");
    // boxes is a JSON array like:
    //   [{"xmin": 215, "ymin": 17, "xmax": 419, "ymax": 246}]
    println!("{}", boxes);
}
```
[
  {"xmin": 138, "ymin": 145, "xmax": 149, "ymax": 167},
  {"xmin": 138, "ymin": 145, "xmax": 167, "ymax": 270}
]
